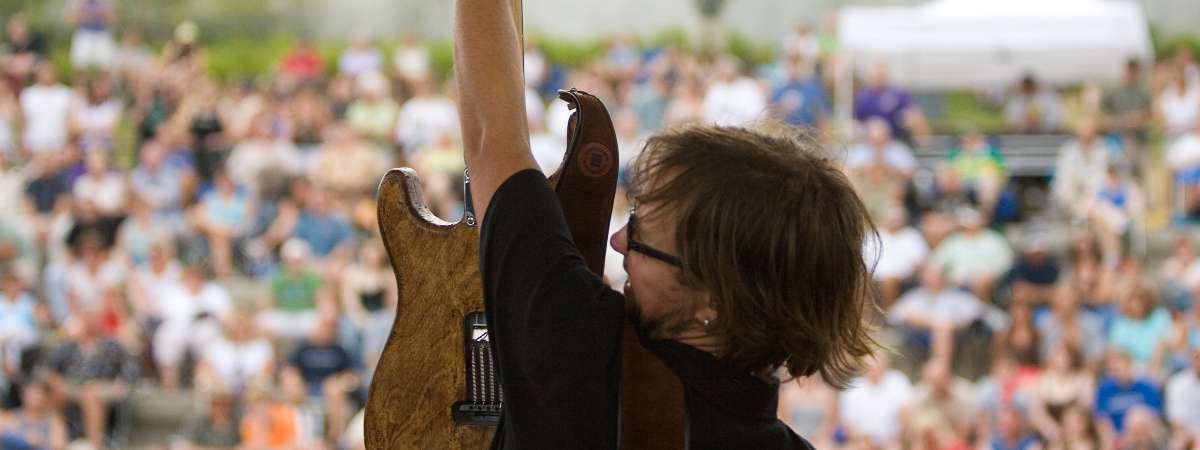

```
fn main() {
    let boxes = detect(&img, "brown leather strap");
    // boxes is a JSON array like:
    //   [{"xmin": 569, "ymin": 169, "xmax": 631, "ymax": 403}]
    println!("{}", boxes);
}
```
[{"xmin": 548, "ymin": 89, "xmax": 618, "ymax": 275}]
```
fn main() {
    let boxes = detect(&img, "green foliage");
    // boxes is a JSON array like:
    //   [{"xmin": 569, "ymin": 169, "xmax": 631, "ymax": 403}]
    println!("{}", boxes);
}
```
[
  {"xmin": 726, "ymin": 31, "xmax": 775, "ymax": 67},
  {"xmin": 204, "ymin": 36, "xmax": 294, "ymax": 82},
  {"xmin": 936, "ymin": 92, "xmax": 1007, "ymax": 134},
  {"xmin": 529, "ymin": 32, "xmax": 605, "ymax": 69}
]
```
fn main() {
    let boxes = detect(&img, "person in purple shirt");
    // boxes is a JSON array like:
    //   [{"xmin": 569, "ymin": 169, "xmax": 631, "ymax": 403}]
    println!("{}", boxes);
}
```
[{"xmin": 854, "ymin": 64, "xmax": 930, "ymax": 147}]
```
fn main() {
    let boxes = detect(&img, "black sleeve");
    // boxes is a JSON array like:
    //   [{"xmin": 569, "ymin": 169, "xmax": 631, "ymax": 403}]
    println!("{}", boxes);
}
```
[{"xmin": 479, "ymin": 169, "xmax": 624, "ymax": 449}]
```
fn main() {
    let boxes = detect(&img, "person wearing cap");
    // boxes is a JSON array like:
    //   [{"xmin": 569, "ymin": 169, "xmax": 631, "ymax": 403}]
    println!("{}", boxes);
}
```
[
  {"xmin": 929, "ymin": 208, "xmax": 1014, "ymax": 302},
  {"xmin": 254, "ymin": 239, "xmax": 329, "ymax": 342},
  {"xmin": 1007, "ymin": 234, "xmax": 1061, "ymax": 307}
]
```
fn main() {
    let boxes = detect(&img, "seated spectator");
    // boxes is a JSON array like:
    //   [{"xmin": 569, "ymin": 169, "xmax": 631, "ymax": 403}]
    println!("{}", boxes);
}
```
[
  {"xmin": 1007, "ymin": 237, "xmax": 1061, "ymax": 307},
  {"xmin": 777, "ymin": 375, "xmax": 836, "ymax": 448},
  {"xmin": 337, "ymin": 33, "xmax": 382, "ymax": 77},
  {"xmin": 1035, "ymin": 285, "xmax": 1107, "ymax": 364},
  {"xmin": 194, "ymin": 314, "xmax": 274, "ymax": 394},
  {"xmin": 989, "ymin": 406, "xmax": 1043, "ymax": 450},
  {"xmin": 72, "ymin": 148, "xmax": 127, "ymax": 222},
  {"xmin": 1044, "ymin": 405, "xmax": 1100, "ymax": 450},
  {"xmin": 126, "ymin": 238, "xmax": 182, "ymax": 324},
  {"xmin": 836, "ymin": 352, "xmax": 913, "ymax": 447},
  {"xmin": 936, "ymin": 131, "xmax": 1008, "ymax": 219},
  {"xmin": 114, "ymin": 195, "xmax": 173, "ymax": 268},
  {"xmin": 930, "ymin": 208, "xmax": 1014, "ymax": 302},
  {"xmin": 1094, "ymin": 351, "xmax": 1163, "ymax": 443},
  {"xmin": 3, "ymin": 15, "xmax": 46, "ymax": 88},
  {"xmin": 340, "ymin": 238, "xmax": 396, "ymax": 374},
  {"xmin": 283, "ymin": 316, "xmax": 359, "ymax": 444},
  {"xmin": 864, "ymin": 206, "xmax": 929, "ymax": 307},
  {"xmin": 45, "ymin": 315, "xmax": 139, "ymax": 450},
  {"xmin": 1166, "ymin": 116, "xmax": 1200, "ymax": 218},
  {"xmin": 225, "ymin": 114, "xmax": 302, "ymax": 198},
  {"xmin": 394, "ymin": 77, "xmax": 458, "ymax": 159},
  {"xmin": 69, "ymin": 74, "xmax": 121, "ymax": 147},
  {"xmin": 702, "ymin": 56, "xmax": 767, "ymax": 126},
  {"xmin": 255, "ymin": 239, "xmax": 330, "ymax": 341},
  {"xmin": 181, "ymin": 389, "xmax": 241, "ymax": 450},
  {"xmin": 1100, "ymin": 59, "xmax": 1151, "ymax": 151},
  {"xmin": 345, "ymin": 71, "xmax": 400, "ymax": 147},
  {"xmin": 310, "ymin": 123, "xmax": 386, "ymax": 202},
  {"xmin": 238, "ymin": 384, "xmax": 315, "ymax": 450},
  {"xmin": 19, "ymin": 63, "xmax": 72, "ymax": 158},
  {"xmin": 0, "ymin": 272, "xmax": 39, "ymax": 390},
  {"xmin": 890, "ymin": 264, "xmax": 989, "ymax": 365},
  {"xmin": 279, "ymin": 38, "xmax": 324, "ymax": 86},
  {"xmin": 191, "ymin": 169, "xmax": 252, "ymax": 277},
  {"xmin": 1121, "ymin": 406, "xmax": 1169, "ymax": 450},
  {"xmin": 130, "ymin": 139, "xmax": 189, "ymax": 222},
  {"xmin": 996, "ymin": 300, "xmax": 1042, "ymax": 374},
  {"xmin": 845, "ymin": 118, "xmax": 917, "ymax": 179},
  {"xmin": 152, "ymin": 263, "xmax": 232, "ymax": 391},
  {"xmin": 902, "ymin": 360, "xmax": 976, "ymax": 448},
  {"xmin": 68, "ymin": 0, "xmax": 116, "ymax": 70},
  {"xmin": 288, "ymin": 187, "xmax": 354, "ymax": 270},
  {"xmin": 1029, "ymin": 343, "xmax": 1095, "ymax": 442},
  {"xmin": 1052, "ymin": 118, "xmax": 1115, "ymax": 213},
  {"xmin": 1086, "ymin": 164, "xmax": 1144, "ymax": 265},
  {"xmin": 1109, "ymin": 282, "xmax": 1172, "ymax": 370},
  {"xmin": 853, "ymin": 63, "xmax": 930, "ymax": 146},
  {"xmin": 1157, "ymin": 63, "xmax": 1200, "ymax": 141},
  {"xmin": 1166, "ymin": 347, "xmax": 1200, "ymax": 447},
  {"xmin": 769, "ymin": 56, "xmax": 828, "ymax": 128},
  {"xmin": 0, "ymin": 380, "xmax": 67, "ymax": 450},
  {"xmin": 64, "ymin": 232, "xmax": 124, "ymax": 318},
  {"xmin": 1004, "ymin": 73, "xmax": 1066, "ymax": 133},
  {"xmin": 393, "ymin": 34, "xmax": 431, "ymax": 88}
]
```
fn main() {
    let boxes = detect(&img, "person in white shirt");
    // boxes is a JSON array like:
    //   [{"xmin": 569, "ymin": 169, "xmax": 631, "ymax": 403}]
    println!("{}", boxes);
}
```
[
  {"xmin": 225, "ymin": 114, "xmax": 301, "ymax": 197},
  {"xmin": 846, "ymin": 118, "xmax": 918, "ymax": 180},
  {"xmin": 1053, "ymin": 118, "xmax": 1115, "ymax": 212},
  {"xmin": 1158, "ymin": 65, "xmax": 1200, "ymax": 141},
  {"xmin": 152, "ymin": 264, "xmax": 232, "ymax": 390},
  {"xmin": 1166, "ymin": 348, "xmax": 1200, "ymax": 444},
  {"xmin": 702, "ymin": 56, "xmax": 767, "ymax": 126},
  {"xmin": 891, "ymin": 263, "xmax": 988, "ymax": 364},
  {"xmin": 337, "ymin": 33, "xmax": 382, "ymax": 77},
  {"xmin": 838, "ymin": 352, "xmax": 914, "ymax": 447},
  {"xmin": 20, "ymin": 64, "xmax": 74, "ymax": 156},
  {"xmin": 393, "ymin": 34, "xmax": 431, "ymax": 87},
  {"xmin": 394, "ymin": 77, "xmax": 459, "ymax": 158},
  {"xmin": 865, "ymin": 206, "xmax": 929, "ymax": 306}
]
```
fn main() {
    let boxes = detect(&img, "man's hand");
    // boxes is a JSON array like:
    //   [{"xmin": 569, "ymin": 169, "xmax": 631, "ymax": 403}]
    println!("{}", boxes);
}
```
[{"xmin": 454, "ymin": 0, "xmax": 538, "ymax": 225}]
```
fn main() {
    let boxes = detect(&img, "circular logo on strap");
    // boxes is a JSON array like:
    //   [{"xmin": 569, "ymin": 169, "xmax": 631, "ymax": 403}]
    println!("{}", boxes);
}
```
[{"xmin": 577, "ymin": 142, "xmax": 613, "ymax": 178}]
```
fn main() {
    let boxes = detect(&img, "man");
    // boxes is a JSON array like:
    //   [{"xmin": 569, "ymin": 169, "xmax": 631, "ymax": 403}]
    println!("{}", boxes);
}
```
[
  {"xmin": 889, "ymin": 263, "xmax": 988, "ymax": 365},
  {"xmin": 929, "ymin": 208, "xmax": 1014, "ymax": 302},
  {"xmin": 853, "ymin": 64, "xmax": 930, "ymax": 147},
  {"xmin": 455, "ymin": 1, "xmax": 876, "ymax": 448}
]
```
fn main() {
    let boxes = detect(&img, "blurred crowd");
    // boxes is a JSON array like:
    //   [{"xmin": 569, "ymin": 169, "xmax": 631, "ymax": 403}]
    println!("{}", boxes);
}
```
[{"xmin": 0, "ymin": 1, "xmax": 1197, "ymax": 449}]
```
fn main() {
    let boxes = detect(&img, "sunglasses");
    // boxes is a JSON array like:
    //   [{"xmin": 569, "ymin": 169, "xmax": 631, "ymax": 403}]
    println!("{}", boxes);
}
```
[{"xmin": 627, "ymin": 207, "xmax": 682, "ymax": 267}]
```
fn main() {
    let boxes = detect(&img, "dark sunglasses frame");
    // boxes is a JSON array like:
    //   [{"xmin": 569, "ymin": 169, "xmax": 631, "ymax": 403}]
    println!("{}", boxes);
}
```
[{"xmin": 627, "ymin": 208, "xmax": 682, "ymax": 267}]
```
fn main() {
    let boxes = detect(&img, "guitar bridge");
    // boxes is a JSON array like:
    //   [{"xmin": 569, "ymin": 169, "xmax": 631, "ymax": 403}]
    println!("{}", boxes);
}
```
[{"xmin": 452, "ymin": 312, "xmax": 502, "ymax": 425}]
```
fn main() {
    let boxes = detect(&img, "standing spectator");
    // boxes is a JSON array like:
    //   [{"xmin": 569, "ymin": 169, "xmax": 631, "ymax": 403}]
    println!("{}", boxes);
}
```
[
  {"xmin": 0, "ymin": 380, "xmax": 68, "ymax": 450},
  {"xmin": 930, "ymin": 208, "xmax": 1014, "ymax": 302},
  {"xmin": 68, "ymin": 0, "xmax": 116, "ymax": 70},
  {"xmin": 1166, "ymin": 348, "xmax": 1200, "ymax": 446},
  {"xmin": 1004, "ymin": 73, "xmax": 1066, "ymax": 133},
  {"xmin": 702, "ymin": 56, "xmax": 766, "ymax": 126},
  {"xmin": 1094, "ymin": 351, "xmax": 1163, "ymax": 441},
  {"xmin": 836, "ymin": 353, "xmax": 913, "ymax": 447},
  {"xmin": 20, "ymin": 64, "xmax": 73, "ymax": 158},
  {"xmin": 45, "ymin": 315, "xmax": 139, "ymax": 450},
  {"xmin": 337, "ymin": 33, "xmax": 382, "ymax": 78},
  {"xmin": 1052, "ymin": 118, "xmax": 1115, "ymax": 214},
  {"xmin": 255, "ymin": 239, "xmax": 328, "ymax": 341},
  {"xmin": 853, "ymin": 63, "xmax": 930, "ymax": 147},
  {"xmin": 769, "ymin": 56, "xmax": 828, "ymax": 128},
  {"xmin": 863, "ymin": 206, "xmax": 929, "ymax": 307},
  {"xmin": 890, "ymin": 264, "xmax": 988, "ymax": 365}
]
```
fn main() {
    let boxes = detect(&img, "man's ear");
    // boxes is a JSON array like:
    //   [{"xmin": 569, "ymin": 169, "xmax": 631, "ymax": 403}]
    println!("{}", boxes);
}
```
[{"xmin": 692, "ymin": 294, "xmax": 718, "ymax": 326}]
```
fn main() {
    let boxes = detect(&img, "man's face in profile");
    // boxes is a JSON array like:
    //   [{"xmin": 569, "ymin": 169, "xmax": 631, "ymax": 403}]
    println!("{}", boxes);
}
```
[{"xmin": 610, "ymin": 201, "xmax": 700, "ymax": 339}]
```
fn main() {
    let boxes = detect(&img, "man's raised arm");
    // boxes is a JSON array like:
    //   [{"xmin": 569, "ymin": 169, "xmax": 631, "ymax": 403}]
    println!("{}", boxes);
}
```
[{"xmin": 454, "ymin": 0, "xmax": 537, "ymax": 225}]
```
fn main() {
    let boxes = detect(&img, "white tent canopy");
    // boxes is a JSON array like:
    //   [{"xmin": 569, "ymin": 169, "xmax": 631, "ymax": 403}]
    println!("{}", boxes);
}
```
[{"xmin": 837, "ymin": 0, "xmax": 1153, "ymax": 91}]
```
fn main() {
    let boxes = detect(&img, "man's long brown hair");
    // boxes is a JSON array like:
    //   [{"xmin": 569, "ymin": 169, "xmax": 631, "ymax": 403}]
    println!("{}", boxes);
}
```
[{"xmin": 630, "ymin": 123, "xmax": 878, "ymax": 389}]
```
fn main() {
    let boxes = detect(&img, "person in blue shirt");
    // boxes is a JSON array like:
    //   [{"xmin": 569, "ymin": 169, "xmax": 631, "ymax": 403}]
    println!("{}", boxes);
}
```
[
  {"xmin": 770, "ymin": 57, "xmax": 829, "ymax": 128},
  {"xmin": 1094, "ymin": 351, "xmax": 1162, "ymax": 439}
]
